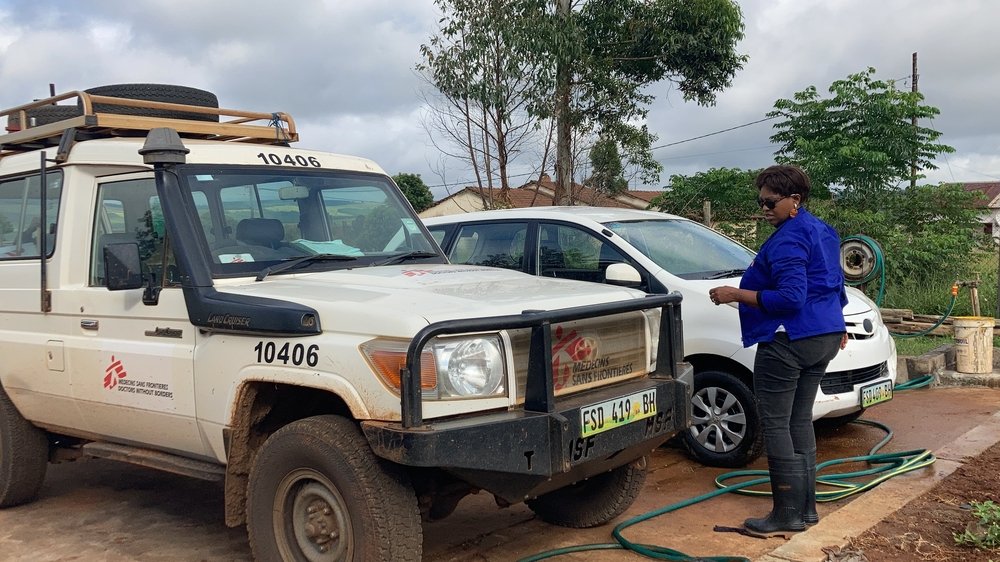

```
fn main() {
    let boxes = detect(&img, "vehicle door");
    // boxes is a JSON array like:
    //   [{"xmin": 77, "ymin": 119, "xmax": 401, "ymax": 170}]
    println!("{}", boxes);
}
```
[
  {"xmin": 435, "ymin": 220, "xmax": 530, "ymax": 273},
  {"xmin": 534, "ymin": 221, "xmax": 656, "ymax": 292},
  {"xmin": 0, "ymin": 171, "xmax": 77, "ymax": 427},
  {"xmin": 66, "ymin": 173, "xmax": 207, "ymax": 456}
]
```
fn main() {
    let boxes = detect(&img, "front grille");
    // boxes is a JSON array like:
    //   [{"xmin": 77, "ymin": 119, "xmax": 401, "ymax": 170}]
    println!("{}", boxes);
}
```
[
  {"xmin": 821, "ymin": 361, "xmax": 887, "ymax": 395},
  {"xmin": 508, "ymin": 310, "xmax": 649, "ymax": 402}
]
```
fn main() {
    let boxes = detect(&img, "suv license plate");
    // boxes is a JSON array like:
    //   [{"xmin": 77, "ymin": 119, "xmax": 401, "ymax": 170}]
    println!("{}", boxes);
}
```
[
  {"xmin": 580, "ymin": 389, "xmax": 656, "ymax": 437},
  {"xmin": 860, "ymin": 380, "xmax": 893, "ymax": 408}
]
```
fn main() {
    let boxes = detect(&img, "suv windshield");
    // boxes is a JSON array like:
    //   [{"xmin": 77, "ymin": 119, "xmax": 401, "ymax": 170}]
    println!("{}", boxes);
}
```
[
  {"xmin": 180, "ymin": 168, "xmax": 441, "ymax": 277},
  {"xmin": 604, "ymin": 219, "xmax": 755, "ymax": 280}
]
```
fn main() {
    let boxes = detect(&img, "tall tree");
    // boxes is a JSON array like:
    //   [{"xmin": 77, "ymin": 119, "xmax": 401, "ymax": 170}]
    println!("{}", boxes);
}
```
[
  {"xmin": 768, "ymin": 67, "xmax": 955, "ymax": 201},
  {"xmin": 584, "ymin": 136, "xmax": 628, "ymax": 197},
  {"xmin": 550, "ymin": 0, "xmax": 748, "ymax": 203},
  {"xmin": 392, "ymin": 173, "xmax": 435, "ymax": 212},
  {"xmin": 421, "ymin": 0, "xmax": 747, "ymax": 206},
  {"xmin": 419, "ymin": 0, "xmax": 554, "ymax": 206}
]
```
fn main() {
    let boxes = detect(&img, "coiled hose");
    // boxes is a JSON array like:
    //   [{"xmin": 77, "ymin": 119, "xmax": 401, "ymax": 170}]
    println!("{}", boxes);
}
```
[
  {"xmin": 519, "ymin": 375, "xmax": 936, "ymax": 562},
  {"xmin": 840, "ymin": 234, "xmax": 957, "ymax": 338}
]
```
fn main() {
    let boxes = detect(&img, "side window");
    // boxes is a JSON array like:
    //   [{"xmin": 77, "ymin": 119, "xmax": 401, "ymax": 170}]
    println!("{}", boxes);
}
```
[
  {"xmin": 428, "ymin": 226, "xmax": 448, "ymax": 247},
  {"xmin": 448, "ymin": 222, "xmax": 527, "ymax": 271},
  {"xmin": 0, "ymin": 171, "xmax": 63, "ymax": 259},
  {"xmin": 189, "ymin": 190, "xmax": 213, "ymax": 247},
  {"xmin": 538, "ymin": 223, "xmax": 631, "ymax": 284},
  {"xmin": 90, "ymin": 178, "xmax": 176, "ymax": 287}
]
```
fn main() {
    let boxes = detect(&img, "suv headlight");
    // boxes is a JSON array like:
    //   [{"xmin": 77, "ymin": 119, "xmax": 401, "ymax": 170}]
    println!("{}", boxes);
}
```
[
  {"xmin": 433, "ymin": 337, "xmax": 506, "ymax": 398},
  {"xmin": 361, "ymin": 335, "xmax": 507, "ymax": 399}
]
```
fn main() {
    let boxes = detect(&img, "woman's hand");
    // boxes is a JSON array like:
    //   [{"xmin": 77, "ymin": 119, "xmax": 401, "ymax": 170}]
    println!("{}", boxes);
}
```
[
  {"xmin": 709, "ymin": 286, "xmax": 739, "ymax": 306},
  {"xmin": 840, "ymin": 333, "xmax": 848, "ymax": 349}
]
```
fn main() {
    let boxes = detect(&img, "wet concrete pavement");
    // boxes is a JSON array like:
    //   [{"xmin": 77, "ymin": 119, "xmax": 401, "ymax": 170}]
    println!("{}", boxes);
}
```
[{"xmin": 2, "ymin": 385, "xmax": 998, "ymax": 562}]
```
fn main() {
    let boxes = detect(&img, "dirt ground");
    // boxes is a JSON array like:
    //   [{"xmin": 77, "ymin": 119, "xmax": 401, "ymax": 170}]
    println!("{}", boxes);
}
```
[{"xmin": 848, "ymin": 439, "xmax": 1000, "ymax": 561}]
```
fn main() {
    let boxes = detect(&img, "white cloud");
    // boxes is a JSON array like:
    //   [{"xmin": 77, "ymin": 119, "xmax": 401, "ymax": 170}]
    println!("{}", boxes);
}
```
[{"xmin": 1, "ymin": 0, "xmax": 997, "ymax": 193}]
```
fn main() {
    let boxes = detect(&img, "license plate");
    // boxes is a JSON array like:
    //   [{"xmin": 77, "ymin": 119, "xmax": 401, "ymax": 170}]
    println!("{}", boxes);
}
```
[
  {"xmin": 860, "ymin": 380, "xmax": 893, "ymax": 408},
  {"xmin": 580, "ymin": 389, "xmax": 657, "ymax": 437}
]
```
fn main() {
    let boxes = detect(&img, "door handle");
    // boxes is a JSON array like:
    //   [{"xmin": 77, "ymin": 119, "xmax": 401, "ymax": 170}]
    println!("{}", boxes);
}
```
[{"xmin": 81, "ymin": 319, "xmax": 99, "ymax": 331}]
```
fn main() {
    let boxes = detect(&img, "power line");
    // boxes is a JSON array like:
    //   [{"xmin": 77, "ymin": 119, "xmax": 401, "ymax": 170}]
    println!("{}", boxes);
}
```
[
  {"xmin": 426, "ymin": 117, "xmax": 779, "ymax": 189},
  {"xmin": 650, "ymin": 116, "xmax": 776, "ymax": 151}
]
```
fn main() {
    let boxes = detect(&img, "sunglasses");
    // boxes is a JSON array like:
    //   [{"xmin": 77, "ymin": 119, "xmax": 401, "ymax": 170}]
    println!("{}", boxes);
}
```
[{"xmin": 757, "ymin": 195, "xmax": 788, "ymax": 210}]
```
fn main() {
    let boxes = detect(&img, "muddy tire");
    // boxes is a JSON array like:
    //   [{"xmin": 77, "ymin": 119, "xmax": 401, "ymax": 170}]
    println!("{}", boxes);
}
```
[
  {"xmin": 526, "ymin": 457, "xmax": 647, "ymax": 528},
  {"xmin": 247, "ymin": 415, "xmax": 421, "ymax": 562},
  {"xmin": 0, "ymin": 386, "xmax": 49, "ymax": 508},
  {"xmin": 83, "ymin": 84, "xmax": 219, "ymax": 122},
  {"xmin": 681, "ymin": 370, "xmax": 763, "ymax": 468}
]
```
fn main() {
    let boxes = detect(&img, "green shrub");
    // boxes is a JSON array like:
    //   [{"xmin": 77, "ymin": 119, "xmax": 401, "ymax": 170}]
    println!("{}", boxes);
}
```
[{"xmin": 954, "ymin": 500, "xmax": 1000, "ymax": 549}]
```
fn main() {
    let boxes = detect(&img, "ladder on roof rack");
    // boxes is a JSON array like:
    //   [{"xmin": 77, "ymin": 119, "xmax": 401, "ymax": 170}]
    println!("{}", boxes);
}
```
[{"xmin": 0, "ymin": 90, "xmax": 298, "ymax": 152}]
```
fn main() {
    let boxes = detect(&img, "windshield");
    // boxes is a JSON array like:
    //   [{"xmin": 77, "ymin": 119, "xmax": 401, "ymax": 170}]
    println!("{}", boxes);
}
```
[
  {"xmin": 180, "ymin": 168, "xmax": 441, "ymax": 277},
  {"xmin": 604, "ymin": 219, "xmax": 755, "ymax": 280}
]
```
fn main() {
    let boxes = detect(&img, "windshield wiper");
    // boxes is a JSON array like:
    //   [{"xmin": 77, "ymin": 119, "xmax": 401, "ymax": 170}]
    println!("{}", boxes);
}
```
[
  {"xmin": 256, "ymin": 254, "xmax": 358, "ymax": 282},
  {"xmin": 371, "ymin": 251, "xmax": 440, "ymax": 267},
  {"xmin": 706, "ymin": 268, "xmax": 747, "ymax": 280}
]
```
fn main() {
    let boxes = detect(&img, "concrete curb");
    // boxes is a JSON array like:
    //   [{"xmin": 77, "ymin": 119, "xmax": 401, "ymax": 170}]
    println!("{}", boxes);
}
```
[{"xmin": 757, "ymin": 409, "xmax": 1000, "ymax": 562}]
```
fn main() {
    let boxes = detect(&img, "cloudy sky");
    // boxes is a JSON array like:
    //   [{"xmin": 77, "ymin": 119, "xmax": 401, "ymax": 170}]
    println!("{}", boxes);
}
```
[{"xmin": 1, "ymin": 0, "xmax": 997, "ymax": 199}]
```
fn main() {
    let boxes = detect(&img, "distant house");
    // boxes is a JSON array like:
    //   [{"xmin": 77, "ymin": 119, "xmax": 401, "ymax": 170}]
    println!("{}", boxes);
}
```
[
  {"xmin": 963, "ymin": 182, "xmax": 1000, "ymax": 237},
  {"xmin": 419, "ymin": 174, "xmax": 662, "ymax": 218}
]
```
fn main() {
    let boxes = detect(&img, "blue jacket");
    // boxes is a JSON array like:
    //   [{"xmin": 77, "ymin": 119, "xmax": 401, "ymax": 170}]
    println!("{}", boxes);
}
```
[{"xmin": 738, "ymin": 208, "xmax": 847, "ymax": 347}]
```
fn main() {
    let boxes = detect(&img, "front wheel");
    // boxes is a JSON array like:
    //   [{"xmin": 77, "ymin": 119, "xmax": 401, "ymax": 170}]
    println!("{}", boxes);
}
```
[
  {"xmin": 681, "ymin": 370, "xmax": 763, "ymax": 468},
  {"xmin": 0, "ymin": 386, "xmax": 49, "ymax": 507},
  {"xmin": 247, "ymin": 415, "xmax": 421, "ymax": 562},
  {"xmin": 526, "ymin": 457, "xmax": 647, "ymax": 528}
]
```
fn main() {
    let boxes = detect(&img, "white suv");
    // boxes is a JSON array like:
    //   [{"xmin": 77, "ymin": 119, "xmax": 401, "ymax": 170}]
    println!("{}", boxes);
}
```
[
  {"xmin": 426, "ymin": 206, "xmax": 897, "ymax": 467},
  {"xmin": 0, "ymin": 86, "xmax": 694, "ymax": 561}
]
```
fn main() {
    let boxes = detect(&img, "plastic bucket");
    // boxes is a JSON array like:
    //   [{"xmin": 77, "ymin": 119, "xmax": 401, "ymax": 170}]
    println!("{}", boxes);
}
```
[{"xmin": 953, "ymin": 316, "xmax": 995, "ymax": 374}]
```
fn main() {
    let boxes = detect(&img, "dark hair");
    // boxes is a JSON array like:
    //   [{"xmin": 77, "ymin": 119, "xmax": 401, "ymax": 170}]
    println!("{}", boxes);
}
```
[{"xmin": 755, "ymin": 165, "xmax": 811, "ymax": 203}]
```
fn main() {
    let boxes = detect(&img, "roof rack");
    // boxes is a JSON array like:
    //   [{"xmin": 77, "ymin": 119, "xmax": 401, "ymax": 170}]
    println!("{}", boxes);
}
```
[{"xmin": 0, "ymin": 90, "xmax": 298, "ymax": 153}]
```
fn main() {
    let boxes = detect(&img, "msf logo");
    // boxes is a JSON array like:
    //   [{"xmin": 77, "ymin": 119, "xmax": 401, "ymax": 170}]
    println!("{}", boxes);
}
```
[
  {"xmin": 551, "ymin": 326, "xmax": 599, "ymax": 391},
  {"xmin": 104, "ymin": 355, "xmax": 127, "ymax": 389}
]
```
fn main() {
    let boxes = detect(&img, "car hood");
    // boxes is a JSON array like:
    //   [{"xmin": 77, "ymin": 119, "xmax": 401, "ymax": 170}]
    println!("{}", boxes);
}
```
[
  {"xmin": 212, "ymin": 264, "xmax": 653, "ymax": 337},
  {"xmin": 681, "ymin": 278, "xmax": 872, "ymax": 316}
]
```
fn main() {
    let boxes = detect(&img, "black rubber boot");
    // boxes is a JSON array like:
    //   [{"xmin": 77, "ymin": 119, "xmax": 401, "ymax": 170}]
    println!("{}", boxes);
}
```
[
  {"xmin": 744, "ymin": 455, "xmax": 806, "ymax": 535},
  {"xmin": 801, "ymin": 450, "xmax": 818, "ymax": 525}
]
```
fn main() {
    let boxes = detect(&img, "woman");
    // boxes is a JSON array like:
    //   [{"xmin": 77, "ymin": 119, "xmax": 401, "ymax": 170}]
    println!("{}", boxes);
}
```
[{"xmin": 709, "ymin": 164, "xmax": 848, "ymax": 535}]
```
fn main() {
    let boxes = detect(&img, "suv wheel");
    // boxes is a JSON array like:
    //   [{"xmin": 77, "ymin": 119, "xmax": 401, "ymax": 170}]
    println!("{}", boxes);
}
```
[
  {"xmin": 681, "ymin": 370, "xmax": 763, "ymax": 468},
  {"xmin": 526, "ymin": 457, "xmax": 647, "ymax": 528},
  {"xmin": 0, "ymin": 386, "xmax": 49, "ymax": 507},
  {"xmin": 247, "ymin": 415, "xmax": 421, "ymax": 562}
]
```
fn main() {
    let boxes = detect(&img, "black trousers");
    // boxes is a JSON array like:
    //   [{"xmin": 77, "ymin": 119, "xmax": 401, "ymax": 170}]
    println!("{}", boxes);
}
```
[{"xmin": 753, "ymin": 332, "xmax": 843, "ymax": 459}]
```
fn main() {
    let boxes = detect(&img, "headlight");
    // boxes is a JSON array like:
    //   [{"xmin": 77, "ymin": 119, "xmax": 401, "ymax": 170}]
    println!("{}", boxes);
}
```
[
  {"xmin": 360, "ymin": 335, "xmax": 507, "ymax": 399},
  {"xmin": 434, "ymin": 336, "xmax": 506, "ymax": 398},
  {"xmin": 643, "ymin": 308, "xmax": 661, "ymax": 371}
]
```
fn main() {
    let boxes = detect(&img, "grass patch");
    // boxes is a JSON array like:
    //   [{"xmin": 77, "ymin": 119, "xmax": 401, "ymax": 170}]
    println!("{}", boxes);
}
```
[{"xmin": 892, "ymin": 335, "xmax": 952, "ymax": 357}]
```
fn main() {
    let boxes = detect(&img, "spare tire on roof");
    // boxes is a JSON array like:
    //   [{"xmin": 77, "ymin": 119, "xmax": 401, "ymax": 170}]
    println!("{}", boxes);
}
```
[
  {"xmin": 83, "ymin": 84, "xmax": 220, "ymax": 122},
  {"xmin": 7, "ymin": 104, "xmax": 83, "ymax": 129}
]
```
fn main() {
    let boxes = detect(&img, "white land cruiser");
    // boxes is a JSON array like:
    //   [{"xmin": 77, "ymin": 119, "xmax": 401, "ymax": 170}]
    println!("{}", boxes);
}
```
[{"xmin": 0, "ymin": 85, "xmax": 692, "ymax": 561}]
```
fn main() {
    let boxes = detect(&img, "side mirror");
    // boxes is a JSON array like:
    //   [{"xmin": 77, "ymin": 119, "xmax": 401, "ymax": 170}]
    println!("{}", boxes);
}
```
[
  {"xmin": 104, "ymin": 243, "xmax": 143, "ymax": 291},
  {"xmin": 606, "ymin": 263, "xmax": 642, "ymax": 288}
]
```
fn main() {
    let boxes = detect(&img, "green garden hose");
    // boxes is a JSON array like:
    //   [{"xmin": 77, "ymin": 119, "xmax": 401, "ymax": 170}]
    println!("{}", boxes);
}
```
[
  {"xmin": 841, "ymin": 234, "xmax": 958, "ymax": 338},
  {"xmin": 842, "ymin": 234, "xmax": 887, "ymax": 306},
  {"xmin": 518, "ymin": 374, "xmax": 937, "ymax": 561}
]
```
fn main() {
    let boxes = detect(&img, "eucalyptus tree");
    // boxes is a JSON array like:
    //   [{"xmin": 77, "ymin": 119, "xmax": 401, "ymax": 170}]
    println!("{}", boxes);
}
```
[{"xmin": 420, "ymin": 0, "xmax": 748, "ymax": 205}]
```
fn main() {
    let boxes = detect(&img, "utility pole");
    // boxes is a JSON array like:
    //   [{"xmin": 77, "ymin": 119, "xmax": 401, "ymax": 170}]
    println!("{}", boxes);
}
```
[
  {"xmin": 910, "ymin": 52, "xmax": 918, "ymax": 189},
  {"xmin": 554, "ymin": 0, "xmax": 573, "ymax": 206}
]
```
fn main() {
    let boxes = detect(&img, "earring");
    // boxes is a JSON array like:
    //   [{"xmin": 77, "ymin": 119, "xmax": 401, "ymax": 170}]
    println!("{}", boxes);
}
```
[{"xmin": 789, "ymin": 204, "xmax": 798, "ymax": 218}]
